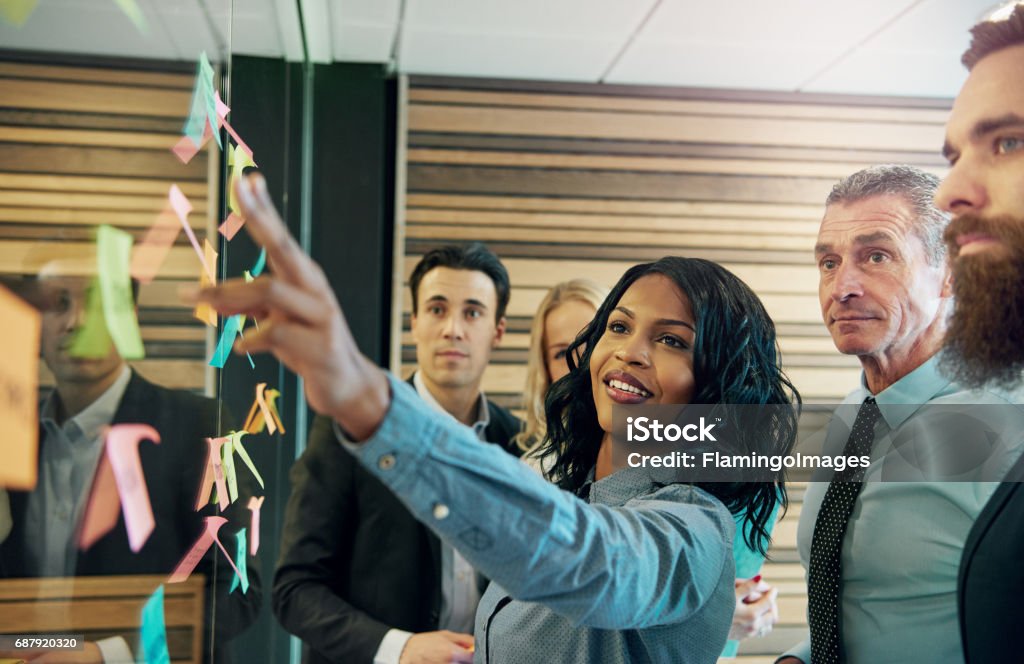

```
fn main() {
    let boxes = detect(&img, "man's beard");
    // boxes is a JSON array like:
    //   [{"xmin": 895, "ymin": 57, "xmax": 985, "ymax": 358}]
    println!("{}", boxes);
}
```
[{"xmin": 941, "ymin": 213, "xmax": 1024, "ymax": 389}]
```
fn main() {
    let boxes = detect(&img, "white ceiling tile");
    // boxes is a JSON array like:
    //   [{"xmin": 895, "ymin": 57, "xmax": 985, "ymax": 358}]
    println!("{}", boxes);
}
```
[
  {"xmin": 803, "ymin": 0, "xmax": 997, "ymax": 97},
  {"xmin": 332, "ymin": 21, "xmax": 396, "ymax": 62},
  {"xmin": 399, "ymin": 29, "xmax": 624, "ymax": 81},
  {"xmin": 404, "ymin": 0, "xmax": 655, "ymax": 37},
  {"xmin": 335, "ymin": 0, "xmax": 401, "ymax": 25},
  {"xmin": 150, "ymin": 0, "xmax": 227, "ymax": 62},
  {"xmin": 0, "ymin": 0, "xmax": 179, "ymax": 60}
]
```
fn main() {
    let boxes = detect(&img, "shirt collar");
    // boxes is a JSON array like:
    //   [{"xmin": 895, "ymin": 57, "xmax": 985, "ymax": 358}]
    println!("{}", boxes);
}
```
[
  {"xmin": 41, "ymin": 366, "xmax": 132, "ymax": 443},
  {"xmin": 855, "ymin": 355, "xmax": 953, "ymax": 430},
  {"xmin": 412, "ymin": 371, "xmax": 490, "ymax": 435}
]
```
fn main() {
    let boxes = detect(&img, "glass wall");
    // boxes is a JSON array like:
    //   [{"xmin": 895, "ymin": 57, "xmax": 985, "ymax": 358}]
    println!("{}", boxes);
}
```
[{"xmin": 0, "ymin": 2, "xmax": 306, "ymax": 662}]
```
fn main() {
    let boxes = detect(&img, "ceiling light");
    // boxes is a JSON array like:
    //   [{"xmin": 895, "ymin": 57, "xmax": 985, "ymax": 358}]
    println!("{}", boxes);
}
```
[{"xmin": 980, "ymin": 1, "xmax": 1022, "ymax": 22}]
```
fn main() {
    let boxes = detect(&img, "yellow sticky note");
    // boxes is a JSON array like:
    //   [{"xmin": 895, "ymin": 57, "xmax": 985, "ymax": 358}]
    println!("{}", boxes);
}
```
[
  {"xmin": 0, "ymin": 283, "xmax": 40, "ymax": 489},
  {"xmin": 96, "ymin": 225, "xmax": 145, "ymax": 359},
  {"xmin": 111, "ymin": 0, "xmax": 148, "ymax": 34},
  {"xmin": 0, "ymin": 0, "xmax": 40, "ymax": 27},
  {"xmin": 228, "ymin": 144, "xmax": 258, "ymax": 214},
  {"xmin": 193, "ymin": 239, "xmax": 218, "ymax": 327}
]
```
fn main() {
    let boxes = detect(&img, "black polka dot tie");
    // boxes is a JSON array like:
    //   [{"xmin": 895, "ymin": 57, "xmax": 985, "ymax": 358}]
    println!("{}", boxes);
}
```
[{"xmin": 808, "ymin": 396, "xmax": 881, "ymax": 664}]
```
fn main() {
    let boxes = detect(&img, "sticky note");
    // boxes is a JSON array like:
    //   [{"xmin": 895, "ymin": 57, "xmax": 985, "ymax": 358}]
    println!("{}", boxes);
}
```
[
  {"xmin": 218, "ymin": 213, "xmax": 245, "ymax": 241},
  {"xmin": 139, "ymin": 585, "xmax": 170, "ymax": 664},
  {"xmin": 229, "ymin": 430, "xmax": 263, "ymax": 489},
  {"xmin": 0, "ymin": 284, "xmax": 40, "ymax": 490},
  {"xmin": 209, "ymin": 314, "xmax": 241, "ymax": 369},
  {"xmin": 193, "ymin": 239, "xmax": 218, "ymax": 327},
  {"xmin": 0, "ymin": 0, "xmax": 39, "ymax": 27},
  {"xmin": 169, "ymin": 185, "xmax": 215, "ymax": 283},
  {"xmin": 215, "ymin": 91, "xmax": 253, "ymax": 159},
  {"xmin": 183, "ymin": 52, "xmax": 220, "ymax": 150},
  {"xmin": 194, "ymin": 436, "xmax": 229, "ymax": 511},
  {"xmin": 171, "ymin": 122, "xmax": 212, "ymax": 165},
  {"xmin": 221, "ymin": 433, "xmax": 238, "ymax": 505},
  {"xmin": 106, "ymin": 424, "xmax": 160, "ymax": 552},
  {"xmin": 96, "ymin": 225, "xmax": 144, "ymax": 360},
  {"xmin": 167, "ymin": 516, "xmax": 242, "ymax": 584},
  {"xmin": 235, "ymin": 318, "xmax": 256, "ymax": 369},
  {"xmin": 251, "ymin": 248, "xmax": 266, "ymax": 277},
  {"xmin": 247, "ymin": 496, "xmax": 264, "ymax": 555},
  {"xmin": 229, "ymin": 528, "xmax": 249, "ymax": 594},
  {"xmin": 228, "ymin": 143, "xmax": 258, "ymax": 215},
  {"xmin": 79, "ymin": 454, "xmax": 120, "ymax": 550},
  {"xmin": 131, "ymin": 206, "xmax": 180, "ymax": 283},
  {"xmin": 112, "ymin": 0, "xmax": 147, "ymax": 34},
  {"xmin": 68, "ymin": 278, "xmax": 112, "ymax": 359}
]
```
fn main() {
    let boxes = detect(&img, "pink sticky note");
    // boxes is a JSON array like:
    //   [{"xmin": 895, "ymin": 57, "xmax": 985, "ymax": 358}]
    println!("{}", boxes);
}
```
[
  {"xmin": 218, "ymin": 213, "xmax": 245, "ymax": 241},
  {"xmin": 171, "ymin": 121, "xmax": 213, "ymax": 165},
  {"xmin": 169, "ymin": 185, "xmax": 215, "ymax": 283},
  {"xmin": 194, "ymin": 436, "xmax": 229, "ymax": 511},
  {"xmin": 167, "ymin": 516, "xmax": 242, "ymax": 585},
  {"xmin": 131, "ymin": 205, "xmax": 181, "ymax": 283},
  {"xmin": 215, "ymin": 91, "xmax": 230, "ymax": 119},
  {"xmin": 247, "ymin": 496, "xmax": 264, "ymax": 555},
  {"xmin": 106, "ymin": 424, "xmax": 161, "ymax": 552},
  {"xmin": 214, "ymin": 92, "xmax": 254, "ymax": 159},
  {"xmin": 78, "ymin": 454, "xmax": 120, "ymax": 551}
]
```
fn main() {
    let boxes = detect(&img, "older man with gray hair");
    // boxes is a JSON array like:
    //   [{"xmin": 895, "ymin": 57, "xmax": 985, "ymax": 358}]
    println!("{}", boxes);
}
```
[{"xmin": 777, "ymin": 164, "xmax": 1024, "ymax": 664}]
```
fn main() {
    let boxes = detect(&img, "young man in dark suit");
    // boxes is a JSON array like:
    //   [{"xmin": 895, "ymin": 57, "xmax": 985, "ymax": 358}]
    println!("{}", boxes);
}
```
[
  {"xmin": 0, "ymin": 271, "xmax": 260, "ymax": 663},
  {"xmin": 273, "ymin": 243, "xmax": 521, "ymax": 664},
  {"xmin": 934, "ymin": 6, "xmax": 1024, "ymax": 662}
]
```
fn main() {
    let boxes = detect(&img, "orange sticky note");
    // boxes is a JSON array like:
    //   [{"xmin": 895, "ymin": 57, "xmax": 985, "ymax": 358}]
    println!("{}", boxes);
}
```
[
  {"xmin": 194, "ymin": 436, "xmax": 229, "ymax": 511},
  {"xmin": 0, "ymin": 284, "xmax": 40, "ymax": 489},
  {"xmin": 193, "ymin": 239, "xmax": 217, "ymax": 327},
  {"xmin": 243, "ymin": 383, "xmax": 285, "ymax": 435},
  {"xmin": 218, "ymin": 213, "xmax": 245, "ymax": 241},
  {"xmin": 79, "ymin": 453, "xmax": 120, "ymax": 550},
  {"xmin": 167, "ymin": 516, "xmax": 242, "ymax": 585},
  {"xmin": 106, "ymin": 424, "xmax": 161, "ymax": 552}
]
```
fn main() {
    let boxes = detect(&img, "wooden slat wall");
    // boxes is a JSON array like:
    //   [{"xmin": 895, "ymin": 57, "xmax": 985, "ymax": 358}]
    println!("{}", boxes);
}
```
[
  {"xmin": 0, "ymin": 58, "xmax": 215, "ymax": 393},
  {"xmin": 397, "ymin": 77, "xmax": 953, "ymax": 661}
]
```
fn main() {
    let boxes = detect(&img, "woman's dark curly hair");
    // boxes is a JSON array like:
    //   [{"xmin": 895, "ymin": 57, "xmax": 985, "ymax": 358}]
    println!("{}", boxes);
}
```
[{"xmin": 538, "ymin": 257, "xmax": 800, "ymax": 556}]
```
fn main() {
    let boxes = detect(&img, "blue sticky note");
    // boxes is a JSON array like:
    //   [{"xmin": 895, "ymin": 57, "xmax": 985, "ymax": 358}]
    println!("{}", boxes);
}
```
[
  {"xmin": 229, "ymin": 528, "xmax": 249, "ymax": 594},
  {"xmin": 140, "ymin": 585, "xmax": 171, "ymax": 664},
  {"xmin": 251, "ymin": 248, "xmax": 266, "ymax": 277},
  {"xmin": 183, "ymin": 52, "xmax": 221, "ymax": 150},
  {"xmin": 209, "ymin": 314, "xmax": 241, "ymax": 368}
]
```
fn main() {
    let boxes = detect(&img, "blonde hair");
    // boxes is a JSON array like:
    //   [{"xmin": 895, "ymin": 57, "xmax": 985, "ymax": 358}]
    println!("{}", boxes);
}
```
[{"xmin": 514, "ymin": 278, "xmax": 609, "ymax": 454}]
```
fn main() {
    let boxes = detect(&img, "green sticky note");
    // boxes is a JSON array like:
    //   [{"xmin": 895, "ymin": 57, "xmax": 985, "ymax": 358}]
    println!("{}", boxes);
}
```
[
  {"xmin": 96, "ymin": 225, "xmax": 145, "ymax": 359},
  {"xmin": 0, "ymin": 0, "xmax": 40, "ymax": 27},
  {"xmin": 68, "ymin": 278, "xmax": 113, "ymax": 358},
  {"xmin": 231, "ymin": 431, "xmax": 264, "ymax": 489},
  {"xmin": 229, "ymin": 528, "xmax": 249, "ymax": 594},
  {"xmin": 111, "ymin": 0, "xmax": 147, "ymax": 34},
  {"xmin": 183, "ymin": 52, "xmax": 220, "ymax": 150}
]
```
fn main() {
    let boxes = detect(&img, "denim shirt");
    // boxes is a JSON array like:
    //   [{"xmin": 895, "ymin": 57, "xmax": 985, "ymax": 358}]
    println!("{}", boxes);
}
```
[{"xmin": 339, "ymin": 374, "xmax": 736, "ymax": 663}]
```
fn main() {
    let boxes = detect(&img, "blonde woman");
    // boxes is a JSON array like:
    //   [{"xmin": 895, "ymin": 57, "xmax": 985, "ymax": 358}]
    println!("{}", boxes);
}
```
[{"xmin": 514, "ymin": 279, "xmax": 609, "ymax": 463}]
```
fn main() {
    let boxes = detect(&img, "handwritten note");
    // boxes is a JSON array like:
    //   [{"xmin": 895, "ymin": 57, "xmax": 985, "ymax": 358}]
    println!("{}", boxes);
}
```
[
  {"xmin": 0, "ymin": 284, "xmax": 40, "ymax": 489},
  {"xmin": 96, "ymin": 225, "xmax": 144, "ymax": 359},
  {"xmin": 247, "ymin": 496, "xmax": 264, "ymax": 555},
  {"xmin": 106, "ymin": 424, "xmax": 160, "ymax": 552},
  {"xmin": 194, "ymin": 436, "xmax": 229, "ymax": 511},
  {"xmin": 167, "ymin": 516, "xmax": 242, "ymax": 584},
  {"xmin": 131, "ymin": 205, "xmax": 180, "ymax": 283},
  {"xmin": 229, "ymin": 528, "xmax": 249, "ymax": 594},
  {"xmin": 140, "ymin": 585, "xmax": 171, "ymax": 664}
]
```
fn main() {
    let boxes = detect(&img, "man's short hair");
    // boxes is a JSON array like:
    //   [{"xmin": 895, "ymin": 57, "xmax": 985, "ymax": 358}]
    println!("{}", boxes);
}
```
[
  {"xmin": 825, "ymin": 165, "xmax": 950, "ymax": 265},
  {"xmin": 963, "ymin": 2, "xmax": 1024, "ymax": 70},
  {"xmin": 409, "ymin": 243, "xmax": 511, "ymax": 321}
]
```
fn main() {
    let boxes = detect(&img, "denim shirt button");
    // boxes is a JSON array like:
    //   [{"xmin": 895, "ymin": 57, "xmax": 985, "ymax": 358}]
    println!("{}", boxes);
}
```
[
  {"xmin": 378, "ymin": 453, "xmax": 396, "ymax": 470},
  {"xmin": 432, "ymin": 503, "xmax": 450, "ymax": 520}
]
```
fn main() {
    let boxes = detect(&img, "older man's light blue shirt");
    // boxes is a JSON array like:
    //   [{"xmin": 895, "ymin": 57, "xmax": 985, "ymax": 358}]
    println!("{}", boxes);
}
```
[{"xmin": 782, "ymin": 355, "xmax": 1024, "ymax": 663}]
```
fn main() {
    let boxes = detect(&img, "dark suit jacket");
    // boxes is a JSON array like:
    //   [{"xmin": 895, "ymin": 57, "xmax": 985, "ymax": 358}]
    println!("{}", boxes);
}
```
[
  {"xmin": 958, "ymin": 452, "xmax": 1024, "ymax": 662},
  {"xmin": 0, "ymin": 370, "xmax": 261, "ymax": 662},
  {"xmin": 272, "ymin": 383, "xmax": 521, "ymax": 664}
]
